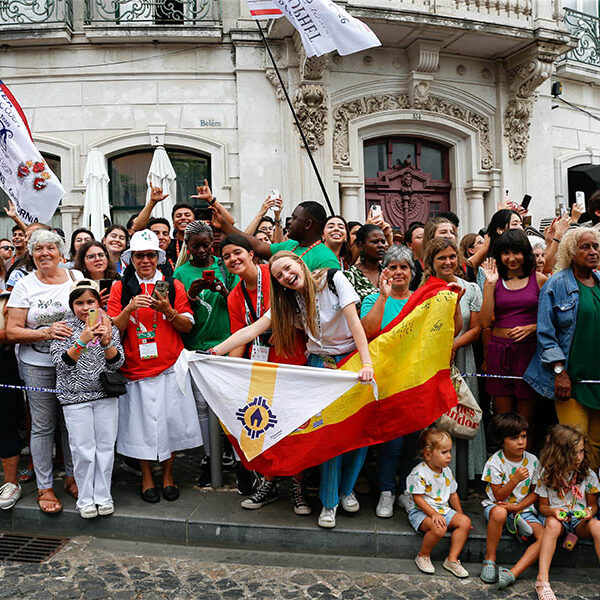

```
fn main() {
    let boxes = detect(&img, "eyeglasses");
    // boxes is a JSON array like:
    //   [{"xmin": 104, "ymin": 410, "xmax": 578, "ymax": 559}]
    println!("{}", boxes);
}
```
[
  {"xmin": 0, "ymin": 245, "xmax": 14, "ymax": 251},
  {"xmin": 132, "ymin": 252, "xmax": 158, "ymax": 260},
  {"xmin": 85, "ymin": 253, "xmax": 106, "ymax": 261}
]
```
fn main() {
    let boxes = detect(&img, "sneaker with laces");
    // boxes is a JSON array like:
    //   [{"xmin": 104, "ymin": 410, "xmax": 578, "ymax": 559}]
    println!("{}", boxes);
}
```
[
  {"xmin": 515, "ymin": 513, "xmax": 533, "ymax": 538},
  {"xmin": 79, "ymin": 504, "xmax": 98, "ymax": 519},
  {"xmin": 290, "ymin": 479, "xmax": 311, "ymax": 515},
  {"xmin": 240, "ymin": 478, "xmax": 279, "ymax": 509},
  {"xmin": 196, "ymin": 455, "xmax": 212, "ymax": 488},
  {"xmin": 443, "ymin": 558, "xmax": 469, "ymax": 578},
  {"xmin": 414, "ymin": 554, "xmax": 435, "ymax": 574},
  {"xmin": 340, "ymin": 491, "xmax": 360, "ymax": 513},
  {"xmin": 236, "ymin": 462, "xmax": 257, "ymax": 496},
  {"xmin": 396, "ymin": 492, "xmax": 412, "ymax": 512},
  {"xmin": 318, "ymin": 505, "xmax": 337, "ymax": 528},
  {"xmin": 97, "ymin": 502, "xmax": 114, "ymax": 516},
  {"xmin": 376, "ymin": 491, "xmax": 394, "ymax": 518},
  {"xmin": 0, "ymin": 482, "xmax": 22, "ymax": 510}
]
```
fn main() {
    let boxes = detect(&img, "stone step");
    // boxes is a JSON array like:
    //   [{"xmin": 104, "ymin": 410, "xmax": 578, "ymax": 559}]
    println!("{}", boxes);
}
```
[{"xmin": 0, "ymin": 479, "xmax": 596, "ymax": 569}]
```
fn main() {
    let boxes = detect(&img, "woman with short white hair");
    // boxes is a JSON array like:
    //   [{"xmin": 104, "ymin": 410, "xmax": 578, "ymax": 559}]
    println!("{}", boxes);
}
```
[{"xmin": 7, "ymin": 229, "xmax": 83, "ymax": 514}]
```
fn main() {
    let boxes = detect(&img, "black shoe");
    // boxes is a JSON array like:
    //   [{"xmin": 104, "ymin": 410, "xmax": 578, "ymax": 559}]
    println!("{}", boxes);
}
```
[
  {"xmin": 290, "ymin": 479, "xmax": 312, "ymax": 515},
  {"xmin": 162, "ymin": 485, "xmax": 179, "ymax": 502},
  {"xmin": 140, "ymin": 487, "xmax": 160, "ymax": 503},
  {"xmin": 222, "ymin": 447, "xmax": 235, "ymax": 468},
  {"xmin": 196, "ymin": 456, "xmax": 212, "ymax": 488},
  {"xmin": 240, "ymin": 478, "xmax": 279, "ymax": 509},
  {"xmin": 236, "ymin": 462, "xmax": 257, "ymax": 496}
]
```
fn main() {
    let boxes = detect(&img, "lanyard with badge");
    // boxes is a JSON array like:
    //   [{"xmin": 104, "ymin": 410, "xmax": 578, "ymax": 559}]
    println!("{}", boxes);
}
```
[
  {"xmin": 135, "ymin": 284, "xmax": 159, "ymax": 360},
  {"xmin": 241, "ymin": 267, "xmax": 269, "ymax": 362}
]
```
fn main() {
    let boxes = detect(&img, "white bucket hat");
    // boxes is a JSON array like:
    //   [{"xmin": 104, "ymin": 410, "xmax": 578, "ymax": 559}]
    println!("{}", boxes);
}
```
[{"xmin": 120, "ymin": 229, "xmax": 166, "ymax": 265}]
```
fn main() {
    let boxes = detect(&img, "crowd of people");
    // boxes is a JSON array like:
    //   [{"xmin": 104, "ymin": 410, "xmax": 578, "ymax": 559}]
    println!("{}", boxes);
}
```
[{"xmin": 0, "ymin": 184, "xmax": 599, "ymax": 600}]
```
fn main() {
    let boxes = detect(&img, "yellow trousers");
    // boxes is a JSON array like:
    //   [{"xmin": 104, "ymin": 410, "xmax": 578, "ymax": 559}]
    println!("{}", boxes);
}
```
[{"xmin": 555, "ymin": 397, "xmax": 600, "ymax": 470}]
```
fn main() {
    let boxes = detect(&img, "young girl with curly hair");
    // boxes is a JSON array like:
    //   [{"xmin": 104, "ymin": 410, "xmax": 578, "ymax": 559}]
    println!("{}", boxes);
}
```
[{"xmin": 535, "ymin": 425, "xmax": 600, "ymax": 600}]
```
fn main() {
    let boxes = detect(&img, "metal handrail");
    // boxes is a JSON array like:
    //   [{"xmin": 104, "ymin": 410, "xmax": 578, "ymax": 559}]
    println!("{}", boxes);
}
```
[
  {"xmin": 0, "ymin": 0, "xmax": 72, "ymax": 26},
  {"xmin": 84, "ymin": 0, "xmax": 217, "ymax": 25},
  {"xmin": 563, "ymin": 7, "xmax": 600, "ymax": 67}
]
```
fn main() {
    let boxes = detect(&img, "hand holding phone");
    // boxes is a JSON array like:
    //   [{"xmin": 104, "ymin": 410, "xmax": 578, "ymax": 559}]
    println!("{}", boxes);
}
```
[
  {"xmin": 520, "ymin": 194, "xmax": 532, "ymax": 211},
  {"xmin": 370, "ymin": 205, "xmax": 382, "ymax": 218},
  {"xmin": 152, "ymin": 280, "xmax": 169, "ymax": 300},
  {"xmin": 202, "ymin": 270, "xmax": 215, "ymax": 284}
]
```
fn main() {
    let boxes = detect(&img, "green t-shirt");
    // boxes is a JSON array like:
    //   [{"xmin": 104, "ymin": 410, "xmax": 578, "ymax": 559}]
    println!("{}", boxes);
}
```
[
  {"xmin": 360, "ymin": 292, "xmax": 409, "ymax": 329},
  {"xmin": 568, "ymin": 281, "xmax": 600, "ymax": 409},
  {"xmin": 173, "ymin": 257, "xmax": 238, "ymax": 351},
  {"xmin": 270, "ymin": 239, "xmax": 340, "ymax": 271}
]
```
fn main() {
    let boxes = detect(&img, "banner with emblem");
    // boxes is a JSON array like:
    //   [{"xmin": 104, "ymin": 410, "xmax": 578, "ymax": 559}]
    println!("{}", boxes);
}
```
[
  {"xmin": 189, "ymin": 355, "xmax": 363, "ymax": 461},
  {"xmin": 0, "ymin": 80, "xmax": 64, "ymax": 225},
  {"xmin": 188, "ymin": 277, "xmax": 458, "ymax": 477}
]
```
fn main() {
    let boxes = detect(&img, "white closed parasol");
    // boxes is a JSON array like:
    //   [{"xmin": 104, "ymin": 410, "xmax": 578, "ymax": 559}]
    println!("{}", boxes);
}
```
[
  {"xmin": 82, "ymin": 148, "xmax": 110, "ymax": 240},
  {"xmin": 146, "ymin": 146, "xmax": 176, "ymax": 225}
]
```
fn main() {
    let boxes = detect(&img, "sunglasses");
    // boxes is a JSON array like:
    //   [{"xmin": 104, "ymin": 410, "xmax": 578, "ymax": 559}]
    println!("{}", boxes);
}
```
[
  {"xmin": 132, "ymin": 252, "xmax": 158, "ymax": 260},
  {"xmin": 0, "ymin": 245, "xmax": 14, "ymax": 251}
]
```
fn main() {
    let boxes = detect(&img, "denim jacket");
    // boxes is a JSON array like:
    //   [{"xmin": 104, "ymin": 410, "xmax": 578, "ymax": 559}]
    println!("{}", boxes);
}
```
[{"xmin": 523, "ymin": 268, "xmax": 600, "ymax": 399}]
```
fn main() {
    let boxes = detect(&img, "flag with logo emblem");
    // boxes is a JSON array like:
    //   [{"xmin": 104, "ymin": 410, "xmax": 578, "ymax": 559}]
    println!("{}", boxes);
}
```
[{"xmin": 189, "ymin": 277, "xmax": 458, "ymax": 476}]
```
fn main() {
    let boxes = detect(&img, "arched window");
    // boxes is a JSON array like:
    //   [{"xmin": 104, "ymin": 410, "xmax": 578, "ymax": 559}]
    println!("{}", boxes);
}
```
[{"xmin": 108, "ymin": 148, "xmax": 211, "ymax": 226}]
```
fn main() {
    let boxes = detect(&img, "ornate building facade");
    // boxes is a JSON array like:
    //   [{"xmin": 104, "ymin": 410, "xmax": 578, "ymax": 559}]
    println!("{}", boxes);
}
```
[{"xmin": 1, "ymin": 0, "xmax": 599, "ymax": 238}]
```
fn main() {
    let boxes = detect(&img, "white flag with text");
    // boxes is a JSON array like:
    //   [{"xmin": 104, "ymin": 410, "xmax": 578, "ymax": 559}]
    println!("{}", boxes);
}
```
[
  {"xmin": 0, "ymin": 80, "xmax": 64, "ymax": 225},
  {"xmin": 247, "ymin": 0, "xmax": 381, "ymax": 57}
]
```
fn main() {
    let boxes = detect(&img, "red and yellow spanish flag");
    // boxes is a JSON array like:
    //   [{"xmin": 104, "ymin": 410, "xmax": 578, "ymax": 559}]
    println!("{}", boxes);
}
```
[{"xmin": 222, "ymin": 277, "xmax": 458, "ymax": 477}]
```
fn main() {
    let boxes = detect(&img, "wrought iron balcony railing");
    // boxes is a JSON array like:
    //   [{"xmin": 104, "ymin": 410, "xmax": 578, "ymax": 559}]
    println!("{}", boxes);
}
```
[
  {"xmin": 84, "ymin": 0, "xmax": 219, "ymax": 25},
  {"xmin": 563, "ymin": 8, "xmax": 600, "ymax": 67},
  {"xmin": 0, "ymin": 0, "xmax": 72, "ymax": 27}
]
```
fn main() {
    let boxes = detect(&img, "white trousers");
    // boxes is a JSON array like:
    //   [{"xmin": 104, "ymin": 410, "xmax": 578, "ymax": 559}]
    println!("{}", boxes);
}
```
[{"xmin": 62, "ymin": 398, "xmax": 118, "ymax": 509}]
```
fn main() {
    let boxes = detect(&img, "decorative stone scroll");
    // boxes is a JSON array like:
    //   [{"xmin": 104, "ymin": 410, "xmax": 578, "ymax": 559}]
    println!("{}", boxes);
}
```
[
  {"xmin": 332, "ymin": 93, "xmax": 493, "ymax": 170},
  {"xmin": 293, "ymin": 83, "xmax": 328, "ymax": 151}
]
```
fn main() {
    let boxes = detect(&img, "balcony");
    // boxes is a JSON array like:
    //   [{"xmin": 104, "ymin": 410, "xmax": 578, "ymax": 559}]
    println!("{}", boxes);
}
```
[
  {"xmin": 0, "ymin": 0, "xmax": 73, "ymax": 44},
  {"xmin": 83, "ymin": 0, "xmax": 222, "ymax": 42},
  {"xmin": 556, "ymin": 8, "xmax": 600, "ymax": 79}
]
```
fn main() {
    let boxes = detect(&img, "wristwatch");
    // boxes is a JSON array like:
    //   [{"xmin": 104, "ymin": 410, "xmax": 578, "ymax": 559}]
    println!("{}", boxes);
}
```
[{"xmin": 553, "ymin": 364, "xmax": 565, "ymax": 375}]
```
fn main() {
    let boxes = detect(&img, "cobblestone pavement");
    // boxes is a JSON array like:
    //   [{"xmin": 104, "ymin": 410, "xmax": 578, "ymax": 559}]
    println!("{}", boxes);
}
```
[{"xmin": 1, "ymin": 537, "xmax": 598, "ymax": 600}]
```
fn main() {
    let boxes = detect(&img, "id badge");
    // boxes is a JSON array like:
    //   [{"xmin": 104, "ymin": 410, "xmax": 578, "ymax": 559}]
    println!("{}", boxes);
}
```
[
  {"xmin": 250, "ymin": 342, "xmax": 269, "ymax": 362},
  {"xmin": 137, "ymin": 331, "xmax": 158, "ymax": 360}
]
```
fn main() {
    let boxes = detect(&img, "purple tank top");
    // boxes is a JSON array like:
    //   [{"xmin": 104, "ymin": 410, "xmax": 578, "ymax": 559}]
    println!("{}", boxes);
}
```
[{"xmin": 493, "ymin": 270, "xmax": 539, "ymax": 328}]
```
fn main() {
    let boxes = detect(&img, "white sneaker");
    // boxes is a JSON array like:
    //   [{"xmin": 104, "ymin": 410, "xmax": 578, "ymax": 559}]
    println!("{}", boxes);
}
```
[
  {"xmin": 97, "ymin": 502, "xmax": 114, "ymax": 516},
  {"xmin": 415, "ymin": 554, "xmax": 435, "ymax": 574},
  {"xmin": 376, "ymin": 491, "xmax": 394, "ymax": 518},
  {"xmin": 443, "ymin": 558, "xmax": 469, "ymax": 578},
  {"xmin": 318, "ymin": 505, "xmax": 338, "ymax": 528},
  {"xmin": 340, "ymin": 491, "xmax": 360, "ymax": 513},
  {"xmin": 78, "ymin": 504, "xmax": 98, "ymax": 519},
  {"xmin": 396, "ymin": 492, "xmax": 412, "ymax": 512},
  {"xmin": 0, "ymin": 482, "xmax": 22, "ymax": 510}
]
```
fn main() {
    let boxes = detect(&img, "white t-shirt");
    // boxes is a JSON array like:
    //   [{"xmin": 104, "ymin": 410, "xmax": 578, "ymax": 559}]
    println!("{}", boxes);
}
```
[
  {"xmin": 7, "ymin": 269, "xmax": 83, "ymax": 367},
  {"xmin": 536, "ymin": 468, "xmax": 600, "ymax": 511},
  {"xmin": 405, "ymin": 461, "xmax": 458, "ymax": 515},
  {"xmin": 481, "ymin": 450, "xmax": 540, "ymax": 509},
  {"xmin": 264, "ymin": 270, "xmax": 360, "ymax": 356}
]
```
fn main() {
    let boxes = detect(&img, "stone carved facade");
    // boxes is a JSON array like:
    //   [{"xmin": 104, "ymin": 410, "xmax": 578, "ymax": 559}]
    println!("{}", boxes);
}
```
[
  {"xmin": 503, "ymin": 44, "xmax": 559, "ymax": 161},
  {"xmin": 332, "ymin": 94, "xmax": 493, "ymax": 170},
  {"xmin": 293, "ymin": 83, "xmax": 328, "ymax": 151}
]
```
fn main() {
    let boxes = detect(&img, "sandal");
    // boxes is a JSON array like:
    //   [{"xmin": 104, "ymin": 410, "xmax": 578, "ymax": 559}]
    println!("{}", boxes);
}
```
[
  {"xmin": 37, "ymin": 489, "xmax": 62, "ymax": 514},
  {"xmin": 18, "ymin": 468, "xmax": 35, "ymax": 484},
  {"xmin": 497, "ymin": 567, "xmax": 516, "ymax": 590},
  {"xmin": 63, "ymin": 477, "xmax": 78, "ymax": 500},
  {"xmin": 480, "ymin": 559, "xmax": 497, "ymax": 583},
  {"xmin": 535, "ymin": 581, "xmax": 557, "ymax": 600}
]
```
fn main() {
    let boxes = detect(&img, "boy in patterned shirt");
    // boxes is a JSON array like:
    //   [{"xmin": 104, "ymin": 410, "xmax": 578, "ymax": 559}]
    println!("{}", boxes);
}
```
[{"xmin": 480, "ymin": 413, "xmax": 543, "ymax": 590}]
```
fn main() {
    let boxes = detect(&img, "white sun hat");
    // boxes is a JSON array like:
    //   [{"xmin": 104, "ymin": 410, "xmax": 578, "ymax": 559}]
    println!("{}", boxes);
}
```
[{"xmin": 120, "ymin": 229, "xmax": 166, "ymax": 265}]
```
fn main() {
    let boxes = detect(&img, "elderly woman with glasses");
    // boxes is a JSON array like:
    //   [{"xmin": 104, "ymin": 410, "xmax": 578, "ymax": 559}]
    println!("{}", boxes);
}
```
[
  {"xmin": 107, "ymin": 230, "xmax": 202, "ymax": 503},
  {"xmin": 6, "ymin": 229, "xmax": 83, "ymax": 514}
]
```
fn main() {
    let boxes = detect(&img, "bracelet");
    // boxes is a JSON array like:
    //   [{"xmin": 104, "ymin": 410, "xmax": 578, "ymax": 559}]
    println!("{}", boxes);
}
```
[
  {"xmin": 207, "ymin": 348, "xmax": 217, "ymax": 355},
  {"xmin": 101, "ymin": 341, "xmax": 113, "ymax": 349},
  {"xmin": 274, "ymin": 219, "xmax": 282, "ymax": 226},
  {"xmin": 73, "ymin": 338, "xmax": 86, "ymax": 350},
  {"xmin": 167, "ymin": 310, "xmax": 178, "ymax": 322},
  {"xmin": 362, "ymin": 363, "xmax": 373, "ymax": 368},
  {"xmin": 553, "ymin": 237, "xmax": 562, "ymax": 244},
  {"xmin": 187, "ymin": 292, "xmax": 197, "ymax": 303}
]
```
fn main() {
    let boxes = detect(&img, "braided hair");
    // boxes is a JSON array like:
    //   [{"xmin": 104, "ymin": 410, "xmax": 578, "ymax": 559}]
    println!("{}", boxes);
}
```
[{"xmin": 184, "ymin": 220, "xmax": 213, "ymax": 243}]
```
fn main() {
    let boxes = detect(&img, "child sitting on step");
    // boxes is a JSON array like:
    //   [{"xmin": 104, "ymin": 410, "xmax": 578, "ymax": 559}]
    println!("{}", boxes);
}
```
[
  {"xmin": 535, "ymin": 425, "xmax": 600, "ymax": 600},
  {"xmin": 405, "ymin": 427, "xmax": 472, "ymax": 578},
  {"xmin": 480, "ymin": 413, "xmax": 544, "ymax": 590}
]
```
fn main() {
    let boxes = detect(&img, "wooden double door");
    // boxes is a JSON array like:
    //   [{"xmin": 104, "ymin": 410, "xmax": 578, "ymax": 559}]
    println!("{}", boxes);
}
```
[{"xmin": 364, "ymin": 137, "xmax": 451, "ymax": 231}]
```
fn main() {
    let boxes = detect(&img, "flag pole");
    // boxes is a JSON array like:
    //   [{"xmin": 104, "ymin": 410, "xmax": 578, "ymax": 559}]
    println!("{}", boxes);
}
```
[{"xmin": 255, "ymin": 20, "xmax": 335, "ymax": 216}]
